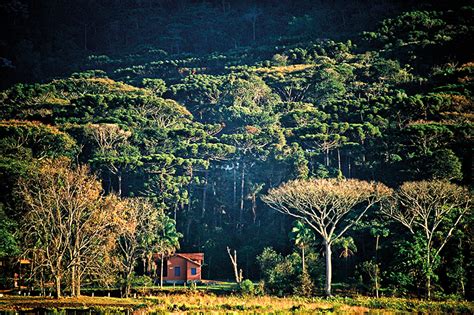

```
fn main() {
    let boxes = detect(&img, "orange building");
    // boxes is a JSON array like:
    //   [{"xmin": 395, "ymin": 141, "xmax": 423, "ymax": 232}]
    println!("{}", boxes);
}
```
[{"xmin": 155, "ymin": 253, "xmax": 204, "ymax": 283}]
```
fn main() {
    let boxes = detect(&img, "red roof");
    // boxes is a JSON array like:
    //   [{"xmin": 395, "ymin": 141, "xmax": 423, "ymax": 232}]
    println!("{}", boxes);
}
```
[
  {"xmin": 153, "ymin": 252, "xmax": 204, "ymax": 266},
  {"xmin": 176, "ymin": 253, "xmax": 204, "ymax": 261}
]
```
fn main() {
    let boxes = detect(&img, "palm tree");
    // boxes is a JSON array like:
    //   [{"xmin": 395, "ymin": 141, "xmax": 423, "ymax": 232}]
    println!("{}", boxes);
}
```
[
  {"xmin": 335, "ymin": 236, "xmax": 357, "ymax": 259},
  {"xmin": 334, "ymin": 236, "xmax": 357, "ymax": 278},
  {"xmin": 290, "ymin": 220, "xmax": 315, "ymax": 272},
  {"xmin": 155, "ymin": 216, "xmax": 182, "ymax": 288}
]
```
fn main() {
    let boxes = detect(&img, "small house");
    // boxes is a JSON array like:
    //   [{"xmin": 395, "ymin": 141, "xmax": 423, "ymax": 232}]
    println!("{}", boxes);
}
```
[{"xmin": 154, "ymin": 253, "xmax": 204, "ymax": 284}]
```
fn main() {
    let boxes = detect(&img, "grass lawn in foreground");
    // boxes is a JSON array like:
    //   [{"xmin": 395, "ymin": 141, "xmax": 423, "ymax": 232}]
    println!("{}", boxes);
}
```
[
  {"xmin": 0, "ymin": 295, "xmax": 144, "ymax": 311},
  {"xmin": 0, "ymin": 294, "xmax": 473, "ymax": 313}
]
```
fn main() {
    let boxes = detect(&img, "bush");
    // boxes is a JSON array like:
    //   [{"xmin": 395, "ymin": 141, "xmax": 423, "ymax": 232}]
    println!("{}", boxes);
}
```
[
  {"xmin": 272, "ymin": 54, "xmax": 288, "ymax": 66},
  {"xmin": 293, "ymin": 270, "xmax": 314, "ymax": 297},
  {"xmin": 239, "ymin": 279, "xmax": 255, "ymax": 295},
  {"xmin": 254, "ymin": 280, "xmax": 265, "ymax": 296},
  {"xmin": 132, "ymin": 275, "xmax": 153, "ymax": 287}
]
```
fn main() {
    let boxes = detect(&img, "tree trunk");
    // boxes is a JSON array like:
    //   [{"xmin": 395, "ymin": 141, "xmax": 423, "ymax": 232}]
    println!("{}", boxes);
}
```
[
  {"xmin": 125, "ymin": 283, "xmax": 130, "ymax": 298},
  {"xmin": 40, "ymin": 268, "xmax": 45, "ymax": 296},
  {"xmin": 54, "ymin": 275, "xmax": 61, "ymax": 299},
  {"xmin": 251, "ymin": 195, "xmax": 257, "ymax": 223},
  {"xmin": 146, "ymin": 252, "xmax": 153, "ymax": 275},
  {"xmin": 375, "ymin": 235, "xmax": 380, "ymax": 298},
  {"xmin": 233, "ymin": 162, "xmax": 237, "ymax": 207},
  {"xmin": 239, "ymin": 161, "xmax": 245, "ymax": 224},
  {"xmin": 426, "ymin": 245, "xmax": 431, "ymax": 299},
  {"xmin": 160, "ymin": 254, "xmax": 164, "ymax": 288},
  {"xmin": 118, "ymin": 173, "xmax": 122, "ymax": 197},
  {"xmin": 202, "ymin": 169, "xmax": 208, "ymax": 218},
  {"xmin": 374, "ymin": 264, "xmax": 379, "ymax": 298},
  {"xmin": 227, "ymin": 247, "xmax": 242, "ymax": 283},
  {"xmin": 124, "ymin": 266, "xmax": 133, "ymax": 298},
  {"xmin": 324, "ymin": 240, "xmax": 332, "ymax": 297},
  {"xmin": 458, "ymin": 239, "xmax": 465, "ymax": 296},
  {"xmin": 337, "ymin": 148, "xmax": 341, "ymax": 174},
  {"xmin": 325, "ymin": 147, "xmax": 330, "ymax": 166},
  {"xmin": 71, "ymin": 266, "xmax": 76, "ymax": 296},
  {"xmin": 124, "ymin": 270, "xmax": 130, "ymax": 298},
  {"xmin": 348, "ymin": 155, "xmax": 352, "ymax": 178},
  {"xmin": 302, "ymin": 246, "xmax": 305, "ymax": 273}
]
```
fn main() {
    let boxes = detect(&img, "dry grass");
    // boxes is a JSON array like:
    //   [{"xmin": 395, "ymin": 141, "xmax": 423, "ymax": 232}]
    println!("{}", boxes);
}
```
[
  {"xmin": 252, "ymin": 64, "xmax": 315, "ymax": 74},
  {"xmin": 0, "ymin": 295, "xmax": 143, "ymax": 311},
  {"xmin": 147, "ymin": 293, "xmax": 336, "ymax": 311},
  {"xmin": 1, "ymin": 293, "xmax": 472, "ymax": 313}
]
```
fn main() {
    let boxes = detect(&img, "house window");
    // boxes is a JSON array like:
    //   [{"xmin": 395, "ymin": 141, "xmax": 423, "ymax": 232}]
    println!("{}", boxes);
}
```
[
  {"xmin": 191, "ymin": 267, "xmax": 197, "ymax": 275},
  {"xmin": 174, "ymin": 266, "xmax": 181, "ymax": 277}
]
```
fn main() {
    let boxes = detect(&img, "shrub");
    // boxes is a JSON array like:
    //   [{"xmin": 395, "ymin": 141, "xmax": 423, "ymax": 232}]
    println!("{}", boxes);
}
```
[
  {"xmin": 293, "ymin": 270, "xmax": 314, "ymax": 297},
  {"xmin": 239, "ymin": 279, "xmax": 255, "ymax": 295},
  {"xmin": 272, "ymin": 54, "xmax": 288, "ymax": 66},
  {"xmin": 254, "ymin": 280, "xmax": 265, "ymax": 296},
  {"xmin": 132, "ymin": 275, "xmax": 153, "ymax": 287}
]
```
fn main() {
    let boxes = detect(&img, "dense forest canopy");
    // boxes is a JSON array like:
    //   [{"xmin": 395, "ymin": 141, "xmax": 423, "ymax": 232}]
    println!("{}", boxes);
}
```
[{"xmin": 0, "ymin": 0, "xmax": 472, "ymax": 300}]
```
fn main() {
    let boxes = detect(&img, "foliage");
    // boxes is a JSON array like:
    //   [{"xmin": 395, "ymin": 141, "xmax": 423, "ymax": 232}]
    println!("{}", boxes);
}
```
[
  {"xmin": 256, "ymin": 247, "xmax": 320, "ymax": 296},
  {"xmin": 293, "ymin": 269, "xmax": 314, "ymax": 297},
  {"xmin": 0, "ymin": 1, "xmax": 472, "ymax": 300},
  {"xmin": 383, "ymin": 180, "xmax": 472, "ymax": 298},
  {"xmin": 239, "ymin": 279, "xmax": 255, "ymax": 295},
  {"xmin": 17, "ymin": 159, "xmax": 123, "ymax": 297},
  {"xmin": 0, "ymin": 204, "xmax": 19, "ymax": 257},
  {"xmin": 263, "ymin": 178, "xmax": 391, "ymax": 295}
]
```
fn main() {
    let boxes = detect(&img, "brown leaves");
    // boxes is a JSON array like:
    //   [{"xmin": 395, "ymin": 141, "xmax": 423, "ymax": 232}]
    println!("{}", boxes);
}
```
[
  {"xmin": 383, "ymin": 180, "xmax": 472, "ymax": 238},
  {"xmin": 86, "ymin": 123, "xmax": 131, "ymax": 154},
  {"xmin": 17, "ymin": 158, "xmax": 127, "ymax": 293},
  {"xmin": 262, "ymin": 178, "xmax": 392, "ymax": 241}
]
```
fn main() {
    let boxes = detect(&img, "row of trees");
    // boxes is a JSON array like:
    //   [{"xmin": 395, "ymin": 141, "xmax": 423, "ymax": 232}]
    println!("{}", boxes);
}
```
[
  {"xmin": 17, "ymin": 158, "xmax": 181, "ymax": 298},
  {"xmin": 263, "ymin": 178, "xmax": 472, "ymax": 298}
]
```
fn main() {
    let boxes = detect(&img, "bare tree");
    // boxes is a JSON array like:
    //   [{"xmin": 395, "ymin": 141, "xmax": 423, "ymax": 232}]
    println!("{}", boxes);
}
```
[
  {"xmin": 262, "ymin": 178, "xmax": 391, "ymax": 296},
  {"xmin": 227, "ymin": 246, "xmax": 243, "ymax": 283},
  {"xmin": 86, "ymin": 123, "xmax": 133, "ymax": 196},
  {"xmin": 382, "ymin": 180, "xmax": 472, "ymax": 299},
  {"xmin": 18, "ymin": 159, "xmax": 122, "ymax": 297},
  {"xmin": 117, "ymin": 197, "xmax": 160, "ymax": 297}
]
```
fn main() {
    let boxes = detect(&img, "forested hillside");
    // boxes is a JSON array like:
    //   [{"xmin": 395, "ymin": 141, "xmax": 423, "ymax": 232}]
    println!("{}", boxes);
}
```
[{"xmin": 0, "ymin": 0, "xmax": 472, "ymax": 300}]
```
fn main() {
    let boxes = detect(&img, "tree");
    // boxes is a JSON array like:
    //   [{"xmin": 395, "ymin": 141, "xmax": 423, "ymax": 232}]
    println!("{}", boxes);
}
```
[
  {"xmin": 383, "ymin": 180, "xmax": 472, "ymax": 299},
  {"xmin": 69, "ymin": 193, "xmax": 123, "ymax": 296},
  {"xmin": 87, "ymin": 123, "xmax": 139, "ymax": 196},
  {"xmin": 117, "ymin": 197, "xmax": 161, "ymax": 297},
  {"xmin": 18, "ymin": 159, "xmax": 121, "ymax": 298},
  {"xmin": 155, "ymin": 216, "xmax": 182, "ymax": 288},
  {"xmin": 0, "ymin": 204, "xmax": 19, "ymax": 258},
  {"xmin": 227, "ymin": 246, "xmax": 243, "ymax": 284},
  {"xmin": 262, "ymin": 178, "xmax": 391, "ymax": 296},
  {"xmin": 358, "ymin": 220, "xmax": 389, "ymax": 298},
  {"xmin": 217, "ymin": 76, "xmax": 280, "ymax": 128},
  {"xmin": 289, "ymin": 220, "xmax": 314, "ymax": 273},
  {"xmin": 142, "ymin": 78, "xmax": 167, "ymax": 96}
]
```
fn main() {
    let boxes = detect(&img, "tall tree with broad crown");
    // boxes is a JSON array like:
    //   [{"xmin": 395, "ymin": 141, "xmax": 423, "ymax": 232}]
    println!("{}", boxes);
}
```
[{"xmin": 262, "ymin": 178, "xmax": 391, "ymax": 296}]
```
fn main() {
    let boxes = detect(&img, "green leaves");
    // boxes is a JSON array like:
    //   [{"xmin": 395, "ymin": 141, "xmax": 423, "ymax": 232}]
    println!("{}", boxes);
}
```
[
  {"xmin": 290, "ymin": 220, "xmax": 315, "ymax": 250},
  {"xmin": 217, "ymin": 76, "xmax": 280, "ymax": 128},
  {"xmin": 0, "ymin": 204, "xmax": 19, "ymax": 258}
]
